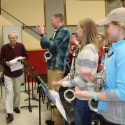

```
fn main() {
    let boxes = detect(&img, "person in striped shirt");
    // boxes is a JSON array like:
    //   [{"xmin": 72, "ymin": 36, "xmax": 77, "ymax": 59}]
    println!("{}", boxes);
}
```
[
  {"xmin": 75, "ymin": 7, "xmax": 125, "ymax": 125},
  {"xmin": 53, "ymin": 18, "xmax": 98, "ymax": 125}
]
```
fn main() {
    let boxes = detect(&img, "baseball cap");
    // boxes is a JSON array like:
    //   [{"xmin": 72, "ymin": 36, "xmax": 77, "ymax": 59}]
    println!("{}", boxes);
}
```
[{"xmin": 96, "ymin": 7, "xmax": 125, "ymax": 26}]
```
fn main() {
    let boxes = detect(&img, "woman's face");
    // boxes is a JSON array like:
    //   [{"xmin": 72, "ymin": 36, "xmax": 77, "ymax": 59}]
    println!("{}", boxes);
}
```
[
  {"xmin": 104, "ymin": 23, "xmax": 120, "ymax": 42},
  {"xmin": 77, "ymin": 24, "xmax": 84, "ymax": 41},
  {"xmin": 70, "ymin": 35, "xmax": 77, "ymax": 43},
  {"xmin": 98, "ymin": 35, "xmax": 103, "ymax": 42}
]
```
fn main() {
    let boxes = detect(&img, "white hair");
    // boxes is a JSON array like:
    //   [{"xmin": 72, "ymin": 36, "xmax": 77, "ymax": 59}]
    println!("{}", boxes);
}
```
[{"xmin": 8, "ymin": 32, "xmax": 18, "ymax": 38}]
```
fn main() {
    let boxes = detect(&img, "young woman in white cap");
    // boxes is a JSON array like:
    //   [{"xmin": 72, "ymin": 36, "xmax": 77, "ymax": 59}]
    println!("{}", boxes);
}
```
[{"xmin": 75, "ymin": 7, "xmax": 125, "ymax": 125}]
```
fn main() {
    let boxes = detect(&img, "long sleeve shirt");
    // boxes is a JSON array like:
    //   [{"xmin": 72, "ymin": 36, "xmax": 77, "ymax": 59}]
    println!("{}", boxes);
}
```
[
  {"xmin": 98, "ymin": 40, "xmax": 125, "ymax": 124},
  {"xmin": 0, "ymin": 42, "xmax": 27, "ymax": 78},
  {"xmin": 40, "ymin": 25, "xmax": 70, "ymax": 73},
  {"xmin": 61, "ymin": 44, "xmax": 98, "ymax": 100}
]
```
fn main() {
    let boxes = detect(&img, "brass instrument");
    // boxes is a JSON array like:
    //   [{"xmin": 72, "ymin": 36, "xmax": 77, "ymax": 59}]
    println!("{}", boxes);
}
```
[
  {"xmin": 88, "ymin": 76, "xmax": 105, "ymax": 112},
  {"xmin": 44, "ymin": 51, "xmax": 52, "ymax": 62},
  {"xmin": 64, "ymin": 43, "xmax": 80, "ymax": 103},
  {"xmin": 64, "ymin": 88, "xmax": 75, "ymax": 102},
  {"xmin": 88, "ymin": 46, "xmax": 109, "ymax": 112}
]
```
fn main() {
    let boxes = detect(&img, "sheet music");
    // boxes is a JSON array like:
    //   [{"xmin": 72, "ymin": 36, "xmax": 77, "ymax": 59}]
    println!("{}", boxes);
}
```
[
  {"xmin": 9, "ymin": 56, "xmax": 25, "ymax": 72},
  {"xmin": 49, "ymin": 90, "xmax": 67, "ymax": 121}
]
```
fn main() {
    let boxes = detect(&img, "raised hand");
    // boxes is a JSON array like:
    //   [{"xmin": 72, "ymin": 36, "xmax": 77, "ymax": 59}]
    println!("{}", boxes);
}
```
[{"xmin": 36, "ymin": 24, "xmax": 46, "ymax": 35}]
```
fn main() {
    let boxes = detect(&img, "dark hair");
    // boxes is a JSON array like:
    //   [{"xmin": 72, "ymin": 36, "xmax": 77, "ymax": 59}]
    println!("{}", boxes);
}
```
[
  {"xmin": 71, "ymin": 32, "xmax": 78, "ymax": 38},
  {"xmin": 53, "ymin": 13, "xmax": 64, "ymax": 22}
]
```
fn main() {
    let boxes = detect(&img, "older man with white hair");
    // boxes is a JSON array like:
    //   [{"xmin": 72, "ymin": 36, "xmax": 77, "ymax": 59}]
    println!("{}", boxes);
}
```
[{"xmin": 0, "ymin": 32, "xmax": 27, "ymax": 122}]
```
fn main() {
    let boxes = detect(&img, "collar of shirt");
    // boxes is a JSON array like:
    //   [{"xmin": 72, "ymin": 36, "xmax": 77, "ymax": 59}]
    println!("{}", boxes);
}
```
[
  {"xmin": 52, "ymin": 25, "xmax": 64, "ymax": 40},
  {"xmin": 108, "ymin": 40, "xmax": 125, "ymax": 57},
  {"xmin": 112, "ymin": 39, "xmax": 125, "ymax": 49},
  {"xmin": 56, "ymin": 24, "xmax": 64, "ymax": 30},
  {"xmin": 8, "ymin": 42, "xmax": 18, "ymax": 49},
  {"xmin": 56, "ymin": 24, "xmax": 64, "ymax": 31}
]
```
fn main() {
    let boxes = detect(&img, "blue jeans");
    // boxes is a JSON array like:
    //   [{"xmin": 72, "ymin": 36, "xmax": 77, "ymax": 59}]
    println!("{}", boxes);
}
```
[{"xmin": 73, "ymin": 99, "xmax": 93, "ymax": 125}]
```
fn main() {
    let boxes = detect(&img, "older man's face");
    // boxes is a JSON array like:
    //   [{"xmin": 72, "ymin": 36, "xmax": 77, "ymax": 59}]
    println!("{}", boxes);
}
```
[{"xmin": 8, "ymin": 33, "xmax": 18, "ymax": 46}]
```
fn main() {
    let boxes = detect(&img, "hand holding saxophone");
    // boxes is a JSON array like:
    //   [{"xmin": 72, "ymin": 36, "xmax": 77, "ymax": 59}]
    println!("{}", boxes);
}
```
[
  {"xmin": 52, "ymin": 81, "xmax": 62, "ymax": 86},
  {"xmin": 74, "ymin": 87, "xmax": 84, "ymax": 97},
  {"xmin": 52, "ymin": 75, "xmax": 69, "ymax": 86},
  {"xmin": 74, "ymin": 87, "xmax": 92, "ymax": 99},
  {"xmin": 80, "ymin": 68, "xmax": 96, "ymax": 83},
  {"xmin": 74, "ymin": 87, "xmax": 99, "ymax": 112}
]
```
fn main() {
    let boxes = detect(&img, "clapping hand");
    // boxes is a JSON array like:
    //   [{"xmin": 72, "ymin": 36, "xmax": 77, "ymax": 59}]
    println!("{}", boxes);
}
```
[{"xmin": 36, "ymin": 24, "xmax": 46, "ymax": 35}]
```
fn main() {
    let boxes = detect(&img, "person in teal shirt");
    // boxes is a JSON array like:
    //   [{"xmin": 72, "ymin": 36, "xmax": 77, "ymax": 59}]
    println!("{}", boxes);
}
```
[{"xmin": 74, "ymin": 7, "xmax": 125, "ymax": 125}]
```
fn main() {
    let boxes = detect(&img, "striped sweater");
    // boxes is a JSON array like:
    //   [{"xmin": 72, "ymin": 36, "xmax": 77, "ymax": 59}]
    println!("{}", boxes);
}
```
[{"xmin": 62, "ymin": 44, "xmax": 98, "ymax": 100}]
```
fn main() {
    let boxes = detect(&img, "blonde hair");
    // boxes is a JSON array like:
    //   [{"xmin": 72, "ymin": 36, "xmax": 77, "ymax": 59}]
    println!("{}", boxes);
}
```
[
  {"xmin": 118, "ymin": 23, "xmax": 125, "ymax": 33},
  {"xmin": 119, "ymin": 23, "xmax": 125, "ymax": 28},
  {"xmin": 98, "ymin": 33, "xmax": 105, "ymax": 47},
  {"xmin": 112, "ymin": 21, "xmax": 125, "ymax": 33},
  {"xmin": 79, "ymin": 18, "xmax": 98, "ymax": 50}
]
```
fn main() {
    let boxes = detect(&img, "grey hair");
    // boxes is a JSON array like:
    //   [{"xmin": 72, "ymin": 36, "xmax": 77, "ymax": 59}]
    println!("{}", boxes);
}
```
[{"xmin": 8, "ymin": 32, "xmax": 18, "ymax": 38}]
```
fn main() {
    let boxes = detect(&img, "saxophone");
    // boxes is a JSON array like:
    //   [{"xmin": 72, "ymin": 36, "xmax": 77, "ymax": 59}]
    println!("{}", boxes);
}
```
[
  {"xmin": 44, "ymin": 51, "xmax": 52, "ymax": 62},
  {"xmin": 88, "ymin": 46, "xmax": 109, "ymax": 112},
  {"xmin": 64, "ymin": 43, "xmax": 80, "ymax": 103}
]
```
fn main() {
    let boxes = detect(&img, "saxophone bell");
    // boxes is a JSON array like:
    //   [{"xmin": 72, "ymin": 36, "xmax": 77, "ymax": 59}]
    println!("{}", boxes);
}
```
[
  {"xmin": 88, "ymin": 98, "xmax": 98, "ymax": 112},
  {"xmin": 88, "ymin": 78, "xmax": 104, "ymax": 112},
  {"xmin": 64, "ymin": 89, "xmax": 75, "ymax": 103},
  {"xmin": 44, "ymin": 51, "xmax": 52, "ymax": 62}
]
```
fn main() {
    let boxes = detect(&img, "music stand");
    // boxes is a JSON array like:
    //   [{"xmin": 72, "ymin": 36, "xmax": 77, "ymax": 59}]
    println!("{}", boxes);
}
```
[
  {"xmin": 35, "ymin": 75, "xmax": 67, "ymax": 125},
  {"xmin": 20, "ymin": 61, "xmax": 38, "ymax": 112}
]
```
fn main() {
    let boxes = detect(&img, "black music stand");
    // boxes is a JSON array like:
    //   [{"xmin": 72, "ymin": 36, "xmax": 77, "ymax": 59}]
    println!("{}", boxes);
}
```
[
  {"xmin": 35, "ymin": 75, "xmax": 55, "ymax": 125},
  {"xmin": 20, "ymin": 61, "xmax": 38, "ymax": 112},
  {"xmin": 35, "ymin": 75, "xmax": 68, "ymax": 125},
  {"xmin": 21, "ymin": 61, "xmax": 38, "ymax": 102}
]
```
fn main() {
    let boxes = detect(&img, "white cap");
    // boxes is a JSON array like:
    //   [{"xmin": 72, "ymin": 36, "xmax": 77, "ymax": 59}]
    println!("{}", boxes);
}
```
[{"xmin": 96, "ymin": 7, "xmax": 125, "ymax": 26}]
